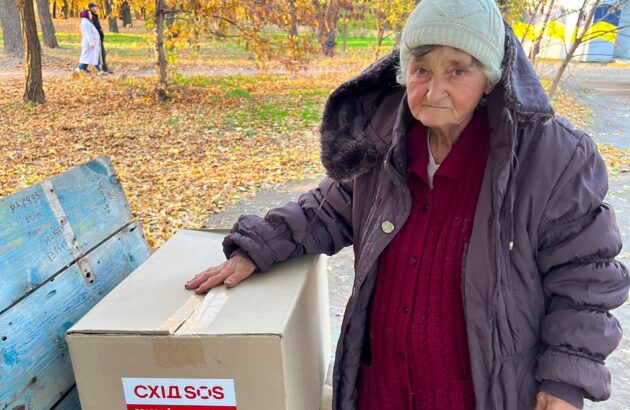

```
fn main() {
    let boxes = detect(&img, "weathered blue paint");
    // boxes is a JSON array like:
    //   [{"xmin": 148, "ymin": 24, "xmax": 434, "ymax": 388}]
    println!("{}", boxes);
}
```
[
  {"xmin": 0, "ymin": 222, "xmax": 150, "ymax": 409},
  {"xmin": 0, "ymin": 157, "xmax": 150, "ymax": 409},
  {"xmin": 3, "ymin": 348, "xmax": 19, "ymax": 365},
  {"xmin": 0, "ymin": 156, "xmax": 134, "ymax": 313}
]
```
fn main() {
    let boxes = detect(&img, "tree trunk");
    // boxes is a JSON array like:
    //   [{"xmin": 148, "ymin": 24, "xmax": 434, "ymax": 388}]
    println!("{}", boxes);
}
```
[
  {"xmin": 154, "ymin": 0, "xmax": 168, "ymax": 99},
  {"xmin": 549, "ymin": 0, "xmax": 600, "ymax": 98},
  {"xmin": 530, "ymin": 0, "xmax": 555, "ymax": 64},
  {"xmin": 16, "ymin": 0, "xmax": 45, "ymax": 104},
  {"xmin": 374, "ymin": 18, "xmax": 385, "ymax": 62},
  {"xmin": 288, "ymin": 0, "xmax": 298, "ymax": 37},
  {"xmin": 0, "ymin": 0, "xmax": 24, "ymax": 55},
  {"xmin": 520, "ymin": 0, "xmax": 547, "ymax": 44},
  {"xmin": 52, "ymin": 0, "xmax": 56, "ymax": 18},
  {"xmin": 62, "ymin": 0, "xmax": 68, "ymax": 18},
  {"xmin": 36, "ymin": 0, "xmax": 59, "ymax": 48},
  {"xmin": 343, "ymin": 22, "xmax": 347, "ymax": 51},
  {"xmin": 104, "ymin": 0, "xmax": 119, "ymax": 33}
]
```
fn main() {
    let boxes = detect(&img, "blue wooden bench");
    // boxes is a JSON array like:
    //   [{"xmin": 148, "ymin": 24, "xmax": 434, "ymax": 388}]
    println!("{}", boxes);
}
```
[{"xmin": 0, "ymin": 156, "xmax": 152, "ymax": 409}]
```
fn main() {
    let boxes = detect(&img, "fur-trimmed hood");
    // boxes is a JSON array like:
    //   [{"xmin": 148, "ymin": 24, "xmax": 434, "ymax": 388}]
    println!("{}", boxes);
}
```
[{"xmin": 319, "ymin": 22, "xmax": 554, "ymax": 182}]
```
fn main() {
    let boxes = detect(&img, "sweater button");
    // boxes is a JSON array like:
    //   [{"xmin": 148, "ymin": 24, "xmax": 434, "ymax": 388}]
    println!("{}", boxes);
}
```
[
  {"xmin": 409, "ymin": 257, "xmax": 416, "ymax": 266},
  {"xmin": 398, "ymin": 352, "xmax": 406, "ymax": 360},
  {"xmin": 381, "ymin": 221, "xmax": 395, "ymax": 234},
  {"xmin": 403, "ymin": 305, "xmax": 409, "ymax": 314}
]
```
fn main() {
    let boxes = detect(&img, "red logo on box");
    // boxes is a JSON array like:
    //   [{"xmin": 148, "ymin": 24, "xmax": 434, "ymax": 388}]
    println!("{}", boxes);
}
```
[{"xmin": 122, "ymin": 378, "xmax": 237, "ymax": 410}]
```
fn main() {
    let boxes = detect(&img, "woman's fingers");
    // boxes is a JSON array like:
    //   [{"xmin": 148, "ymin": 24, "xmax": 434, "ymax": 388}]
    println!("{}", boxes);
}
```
[
  {"xmin": 194, "ymin": 269, "xmax": 231, "ymax": 294},
  {"xmin": 185, "ymin": 266, "xmax": 221, "ymax": 290},
  {"xmin": 185, "ymin": 255, "xmax": 256, "ymax": 293}
]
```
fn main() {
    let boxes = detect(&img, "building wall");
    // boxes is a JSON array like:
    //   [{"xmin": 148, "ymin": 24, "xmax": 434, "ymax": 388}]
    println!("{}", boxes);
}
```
[
  {"xmin": 581, "ymin": 0, "xmax": 622, "ymax": 62},
  {"xmin": 614, "ymin": 1, "xmax": 630, "ymax": 59},
  {"xmin": 513, "ymin": 0, "xmax": 628, "ymax": 62}
]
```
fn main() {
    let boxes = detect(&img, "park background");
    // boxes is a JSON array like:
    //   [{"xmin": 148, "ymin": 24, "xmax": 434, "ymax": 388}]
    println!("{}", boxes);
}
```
[
  {"xmin": 1, "ymin": 1, "xmax": 630, "ymax": 407},
  {"xmin": 1, "ymin": 0, "xmax": 629, "ymax": 249}
]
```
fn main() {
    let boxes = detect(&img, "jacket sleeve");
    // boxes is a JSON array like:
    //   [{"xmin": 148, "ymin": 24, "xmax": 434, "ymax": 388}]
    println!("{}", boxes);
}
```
[
  {"xmin": 222, "ymin": 177, "xmax": 354, "ymax": 272},
  {"xmin": 535, "ymin": 132, "xmax": 630, "ymax": 408}
]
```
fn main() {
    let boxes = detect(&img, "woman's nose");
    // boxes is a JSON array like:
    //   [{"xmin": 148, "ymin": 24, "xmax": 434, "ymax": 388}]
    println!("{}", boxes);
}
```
[{"xmin": 426, "ymin": 78, "xmax": 446, "ymax": 102}]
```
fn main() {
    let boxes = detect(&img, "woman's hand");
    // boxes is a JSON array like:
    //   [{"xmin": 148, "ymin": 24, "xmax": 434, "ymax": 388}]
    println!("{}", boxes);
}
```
[
  {"xmin": 535, "ymin": 392, "xmax": 579, "ymax": 410},
  {"xmin": 184, "ymin": 254, "xmax": 256, "ymax": 294},
  {"xmin": 89, "ymin": 44, "xmax": 95, "ymax": 49}
]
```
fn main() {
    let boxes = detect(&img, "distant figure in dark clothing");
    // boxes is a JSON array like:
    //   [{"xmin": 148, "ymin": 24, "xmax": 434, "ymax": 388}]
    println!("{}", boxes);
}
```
[
  {"xmin": 120, "ymin": 0, "xmax": 132, "ymax": 27},
  {"xmin": 88, "ymin": 2, "xmax": 112, "ymax": 73}
]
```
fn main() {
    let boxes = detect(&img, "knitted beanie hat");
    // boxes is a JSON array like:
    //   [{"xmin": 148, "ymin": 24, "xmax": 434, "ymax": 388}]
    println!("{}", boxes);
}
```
[{"xmin": 398, "ymin": 0, "xmax": 505, "ymax": 85}]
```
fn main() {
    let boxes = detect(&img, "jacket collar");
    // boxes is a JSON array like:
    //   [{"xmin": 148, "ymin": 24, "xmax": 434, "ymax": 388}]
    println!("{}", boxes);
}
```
[{"xmin": 319, "ymin": 21, "xmax": 553, "ymax": 182}]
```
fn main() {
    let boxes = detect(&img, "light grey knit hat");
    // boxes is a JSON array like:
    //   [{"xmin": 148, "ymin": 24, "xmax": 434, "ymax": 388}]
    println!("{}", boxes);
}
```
[{"xmin": 398, "ymin": 0, "xmax": 505, "ymax": 86}]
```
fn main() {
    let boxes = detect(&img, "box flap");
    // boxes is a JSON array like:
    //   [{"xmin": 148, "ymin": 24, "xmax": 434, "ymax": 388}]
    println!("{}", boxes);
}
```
[{"xmin": 68, "ymin": 230, "xmax": 316, "ymax": 337}]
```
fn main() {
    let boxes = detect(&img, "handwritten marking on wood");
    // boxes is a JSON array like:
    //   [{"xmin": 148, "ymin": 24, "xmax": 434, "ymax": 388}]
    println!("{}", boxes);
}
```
[{"xmin": 0, "ymin": 156, "xmax": 133, "ymax": 313}]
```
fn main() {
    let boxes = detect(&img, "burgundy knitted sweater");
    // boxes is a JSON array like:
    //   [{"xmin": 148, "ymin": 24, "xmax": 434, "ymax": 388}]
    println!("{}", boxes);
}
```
[{"xmin": 358, "ymin": 109, "xmax": 490, "ymax": 410}]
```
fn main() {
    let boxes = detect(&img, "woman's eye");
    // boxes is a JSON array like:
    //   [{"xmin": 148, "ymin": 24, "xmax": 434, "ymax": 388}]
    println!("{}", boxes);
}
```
[
  {"xmin": 453, "ymin": 69, "xmax": 465, "ymax": 76},
  {"xmin": 415, "ymin": 68, "xmax": 428, "ymax": 76}
]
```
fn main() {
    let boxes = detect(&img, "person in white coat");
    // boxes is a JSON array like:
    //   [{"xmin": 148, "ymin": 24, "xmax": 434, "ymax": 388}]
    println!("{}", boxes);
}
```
[{"xmin": 76, "ymin": 9, "xmax": 107, "ymax": 75}]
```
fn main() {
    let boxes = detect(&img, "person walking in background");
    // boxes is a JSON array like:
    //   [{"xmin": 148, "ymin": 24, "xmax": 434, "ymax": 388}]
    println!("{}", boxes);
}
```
[
  {"xmin": 88, "ymin": 2, "xmax": 112, "ymax": 74},
  {"xmin": 76, "ymin": 10, "xmax": 107, "ymax": 75},
  {"xmin": 121, "ymin": 0, "xmax": 132, "ymax": 28}
]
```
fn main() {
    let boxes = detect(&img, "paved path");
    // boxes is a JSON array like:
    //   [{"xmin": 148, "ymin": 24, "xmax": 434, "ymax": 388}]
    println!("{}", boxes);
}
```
[
  {"xmin": 560, "ymin": 65, "xmax": 630, "ymax": 149},
  {"xmin": 204, "ymin": 65, "xmax": 630, "ymax": 408}
]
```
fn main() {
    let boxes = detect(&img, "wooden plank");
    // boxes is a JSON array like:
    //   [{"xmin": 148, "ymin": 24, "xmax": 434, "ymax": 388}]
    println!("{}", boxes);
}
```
[
  {"xmin": 52, "ymin": 386, "xmax": 81, "ymax": 410},
  {"xmin": 0, "ymin": 156, "xmax": 133, "ymax": 313},
  {"xmin": 0, "ymin": 223, "xmax": 150, "ymax": 409}
]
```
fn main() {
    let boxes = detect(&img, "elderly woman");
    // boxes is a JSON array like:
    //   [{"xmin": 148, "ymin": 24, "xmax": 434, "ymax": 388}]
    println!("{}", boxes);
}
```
[{"xmin": 186, "ymin": 0, "xmax": 629, "ymax": 409}]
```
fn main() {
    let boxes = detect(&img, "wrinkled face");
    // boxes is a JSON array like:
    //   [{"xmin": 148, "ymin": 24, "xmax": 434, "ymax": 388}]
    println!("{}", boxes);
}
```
[{"xmin": 406, "ymin": 46, "xmax": 492, "ymax": 132}]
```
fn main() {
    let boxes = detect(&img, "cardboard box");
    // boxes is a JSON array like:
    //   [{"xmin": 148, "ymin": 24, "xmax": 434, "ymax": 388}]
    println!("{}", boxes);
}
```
[{"xmin": 67, "ymin": 229, "xmax": 331, "ymax": 410}]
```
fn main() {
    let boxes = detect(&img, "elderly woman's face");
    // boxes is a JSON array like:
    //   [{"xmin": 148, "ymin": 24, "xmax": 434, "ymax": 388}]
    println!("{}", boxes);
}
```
[{"xmin": 406, "ymin": 46, "xmax": 492, "ymax": 132}]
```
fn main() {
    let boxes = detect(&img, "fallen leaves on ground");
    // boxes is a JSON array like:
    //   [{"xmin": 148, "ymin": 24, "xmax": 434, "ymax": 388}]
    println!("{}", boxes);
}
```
[
  {"xmin": 597, "ymin": 144, "xmax": 630, "ymax": 176},
  {"xmin": 2, "ymin": 60, "xmax": 625, "ymax": 248},
  {"xmin": 0, "ymin": 73, "xmax": 352, "ymax": 247},
  {"xmin": 544, "ymin": 80, "xmax": 593, "ymax": 130}
]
